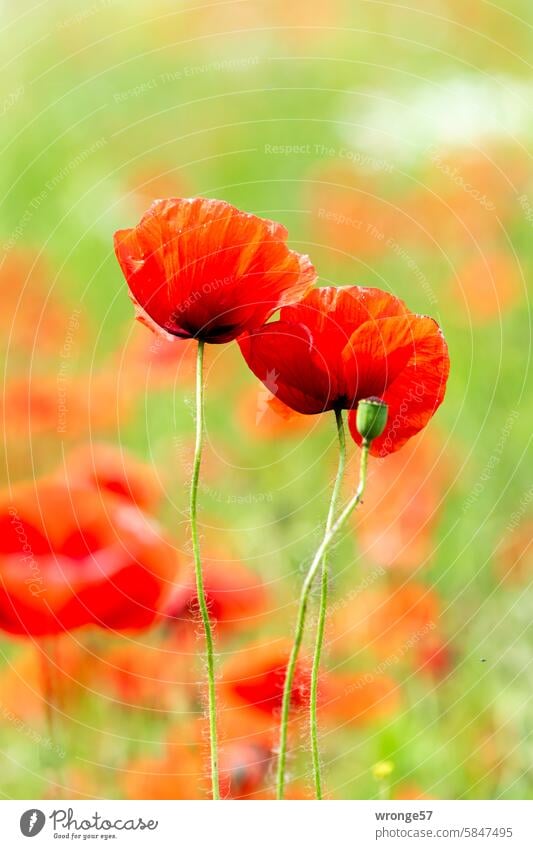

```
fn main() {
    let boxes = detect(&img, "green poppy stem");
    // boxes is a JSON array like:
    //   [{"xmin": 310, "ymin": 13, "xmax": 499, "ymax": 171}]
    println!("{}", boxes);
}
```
[
  {"xmin": 276, "ymin": 434, "xmax": 370, "ymax": 800},
  {"xmin": 190, "ymin": 339, "xmax": 220, "ymax": 800},
  {"xmin": 38, "ymin": 639, "xmax": 66, "ymax": 796},
  {"xmin": 310, "ymin": 408, "xmax": 346, "ymax": 799}
]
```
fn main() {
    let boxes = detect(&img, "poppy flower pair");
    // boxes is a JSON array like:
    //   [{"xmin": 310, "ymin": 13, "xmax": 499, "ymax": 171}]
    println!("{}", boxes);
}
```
[
  {"xmin": 114, "ymin": 195, "xmax": 450, "ymax": 800},
  {"xmin": 114, "ymin": 196, "xmax": 449, "ymax": 452}
]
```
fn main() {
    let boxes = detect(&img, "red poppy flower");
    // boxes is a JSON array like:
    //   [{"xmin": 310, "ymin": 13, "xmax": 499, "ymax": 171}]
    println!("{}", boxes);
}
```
[
  {"xmin": 220, "ymin": 640, "xmax": 311, "ymax": 733},
  {"xmin": 238, "ymin": 286, "xmax": 450, "ymax": 455},
  {"xmin": 0, "ymin": 481, "xmax": 179, "ymax": 636},
  {"xmin": 165, "ymin": 557, "xmax": 269, "ymax": 634},
  {"xmin": 221, "ymin": 639, "xmax": 399, "ymax": 736},
  {"xmin": 114, "ymin": 197, "xmax": 316, "ymax": 344}
]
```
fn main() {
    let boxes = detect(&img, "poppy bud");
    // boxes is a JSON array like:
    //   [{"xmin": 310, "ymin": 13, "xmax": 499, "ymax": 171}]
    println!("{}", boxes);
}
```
[{"xmin": 356, "ymin": 397, "xmax": 388, "ymax": 443}]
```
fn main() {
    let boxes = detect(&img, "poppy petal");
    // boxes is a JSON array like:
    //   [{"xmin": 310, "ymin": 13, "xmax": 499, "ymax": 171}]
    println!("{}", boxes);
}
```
[
  {"xmin": 114, "ymin": 198, "xmax": 316, "ymax": 343},
  {"xmin": 348, "ymin": 316, "xmax": 450, "ymax": 455},
  {"xmin": 239, "ymin": 321, "xmax": 341, "ymax": 414}
]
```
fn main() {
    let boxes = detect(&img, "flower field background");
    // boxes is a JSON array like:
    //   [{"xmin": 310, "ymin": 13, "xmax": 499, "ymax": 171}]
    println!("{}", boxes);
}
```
[{"xmin": 0, "ymin": 0, "xmax": 532, "ymax": 800}]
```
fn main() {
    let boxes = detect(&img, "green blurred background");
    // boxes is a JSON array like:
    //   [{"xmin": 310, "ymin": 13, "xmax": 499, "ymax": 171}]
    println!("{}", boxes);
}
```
[{"xmin": 0, "ymin": 0, "xmax": 532, "ymax": 800}]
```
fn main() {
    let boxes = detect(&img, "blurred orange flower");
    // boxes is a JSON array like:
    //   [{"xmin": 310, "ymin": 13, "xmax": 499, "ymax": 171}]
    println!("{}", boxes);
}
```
[
  {"xmin": 307, "ymin": 165, "xmax": 392, "ymax": 260},
  {"xmin": 332, "ymin": 581, "xmax": 441, "ymax": 662},
  {"xmin": 496, "ymin": 520, "xmax": 533, "ymax": 585},
  {"xmin": 59, "ymin": 443, "xmax": 164, "ymax": 513},
  {"xmin": 451, "ymin": 250, "xmax": 522, "ymax": 323},
  {"xmin": 2, "ymin": 372, "xmax": 135, "ymax": 441},
  {"xmin": 353, "ymin": 430, "xmax": 450, "ymax": 569},
  {"xmin": 0, "ymin": 249, "xmax": 87, "ymax": 358},
  {"xmin": 123, "ymin": 717, "xmax": 273, "ymax": 800}
]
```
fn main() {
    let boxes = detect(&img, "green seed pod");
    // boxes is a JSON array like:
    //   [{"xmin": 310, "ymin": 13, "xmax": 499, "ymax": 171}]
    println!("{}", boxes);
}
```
[{"xmin": 356, "ymin": 397, "xmax": 388, "ymax": 443}]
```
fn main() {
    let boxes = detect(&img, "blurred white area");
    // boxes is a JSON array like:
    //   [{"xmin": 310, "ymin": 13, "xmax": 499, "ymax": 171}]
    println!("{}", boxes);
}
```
[{"xmin": 343, "ymin": 75, "xmax": 533, "ymax": 161}]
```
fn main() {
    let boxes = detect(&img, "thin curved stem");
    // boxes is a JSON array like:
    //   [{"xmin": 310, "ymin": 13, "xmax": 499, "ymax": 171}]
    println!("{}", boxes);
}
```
[
  {"xmin": 38, "ymin": 639, "xmax": 66, "ymax": 797},
  {"xmin": 190, "ymin": 339, "xmax": 220, "ymax": 800},
  {"xmin": 276, "ymin": 436, "xmax": 370, "ymax": 800},
  {"xmin": 310, "ymin": 408, "xmax": 346, "ymax": 799}
]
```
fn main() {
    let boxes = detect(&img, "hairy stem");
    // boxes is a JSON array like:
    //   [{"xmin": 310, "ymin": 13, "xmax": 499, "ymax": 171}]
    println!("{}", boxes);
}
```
[
  {"xmin": 310, "ymin": 408, "xmax": 346, "ymax": 799},
  {"xmin": 276, "ymin": 437, "xmax": 370, "ymax": 800},
  {"xmin": 190, "ymin": 339, "xmax": 220, "ymax": 799}
]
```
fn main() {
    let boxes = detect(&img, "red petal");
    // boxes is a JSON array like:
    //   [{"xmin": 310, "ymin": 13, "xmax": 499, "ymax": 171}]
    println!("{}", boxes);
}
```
[
  {"xmin": 239, "ymin": 321, "xmax": 342, "ymax": 414},
  {"xmin": 114, "ymin": 198, "xmax": 316, "ymax": 343},
  {"xmin": 343, "ymin": 314, "xmax": 439, "ymax": 403},
  {"xmin": 348, "ymin": 316, "xmax": 450, "ymax": 455},
  {"xmin": 281, "ymin": 285, "xmax": 407, "ymax": 345}
]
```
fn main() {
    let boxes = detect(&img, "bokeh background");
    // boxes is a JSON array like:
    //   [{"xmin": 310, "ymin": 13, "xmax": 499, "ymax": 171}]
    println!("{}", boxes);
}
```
[{"xmin": 0, "ymin": 0, "xmax": 531, "ymax": 800}]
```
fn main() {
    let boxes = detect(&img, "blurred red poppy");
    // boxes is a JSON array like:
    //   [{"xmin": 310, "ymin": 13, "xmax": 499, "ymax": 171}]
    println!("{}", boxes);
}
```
[
  {"xmin": 59, "ymin": 443, "xmax": 163, "ymax": 513},
  {"xmin": 239, "ymin": 286, "xmax": 449, "ymax": 455},
  {"xmin": 123, "ymin": 718, "xmax": 273, "ymax": 800},
  {"xmin": 416, "ymin": 635, "xmax": 453, "ymax": 680},
  {"xmin": 165, "ymin": 557, "xmax": 269, "ymax": 635},
  {"xmin": 221, "ymin": 639, "xmax": 399, "ymax": 731},
  {"xmin": 114, "ymin": 197, "xmax": 315, "ymax": 344},
  {"xmin": 221, "ymin": 640, "xmax": 310, "ymax": 725},
  {"xmin": 92, "ymin": 639, "xmax": 191, "ymax": 710},
  {"xmin": 0, "ymin": 481, "xmax": 179, "ymax": 636}
]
